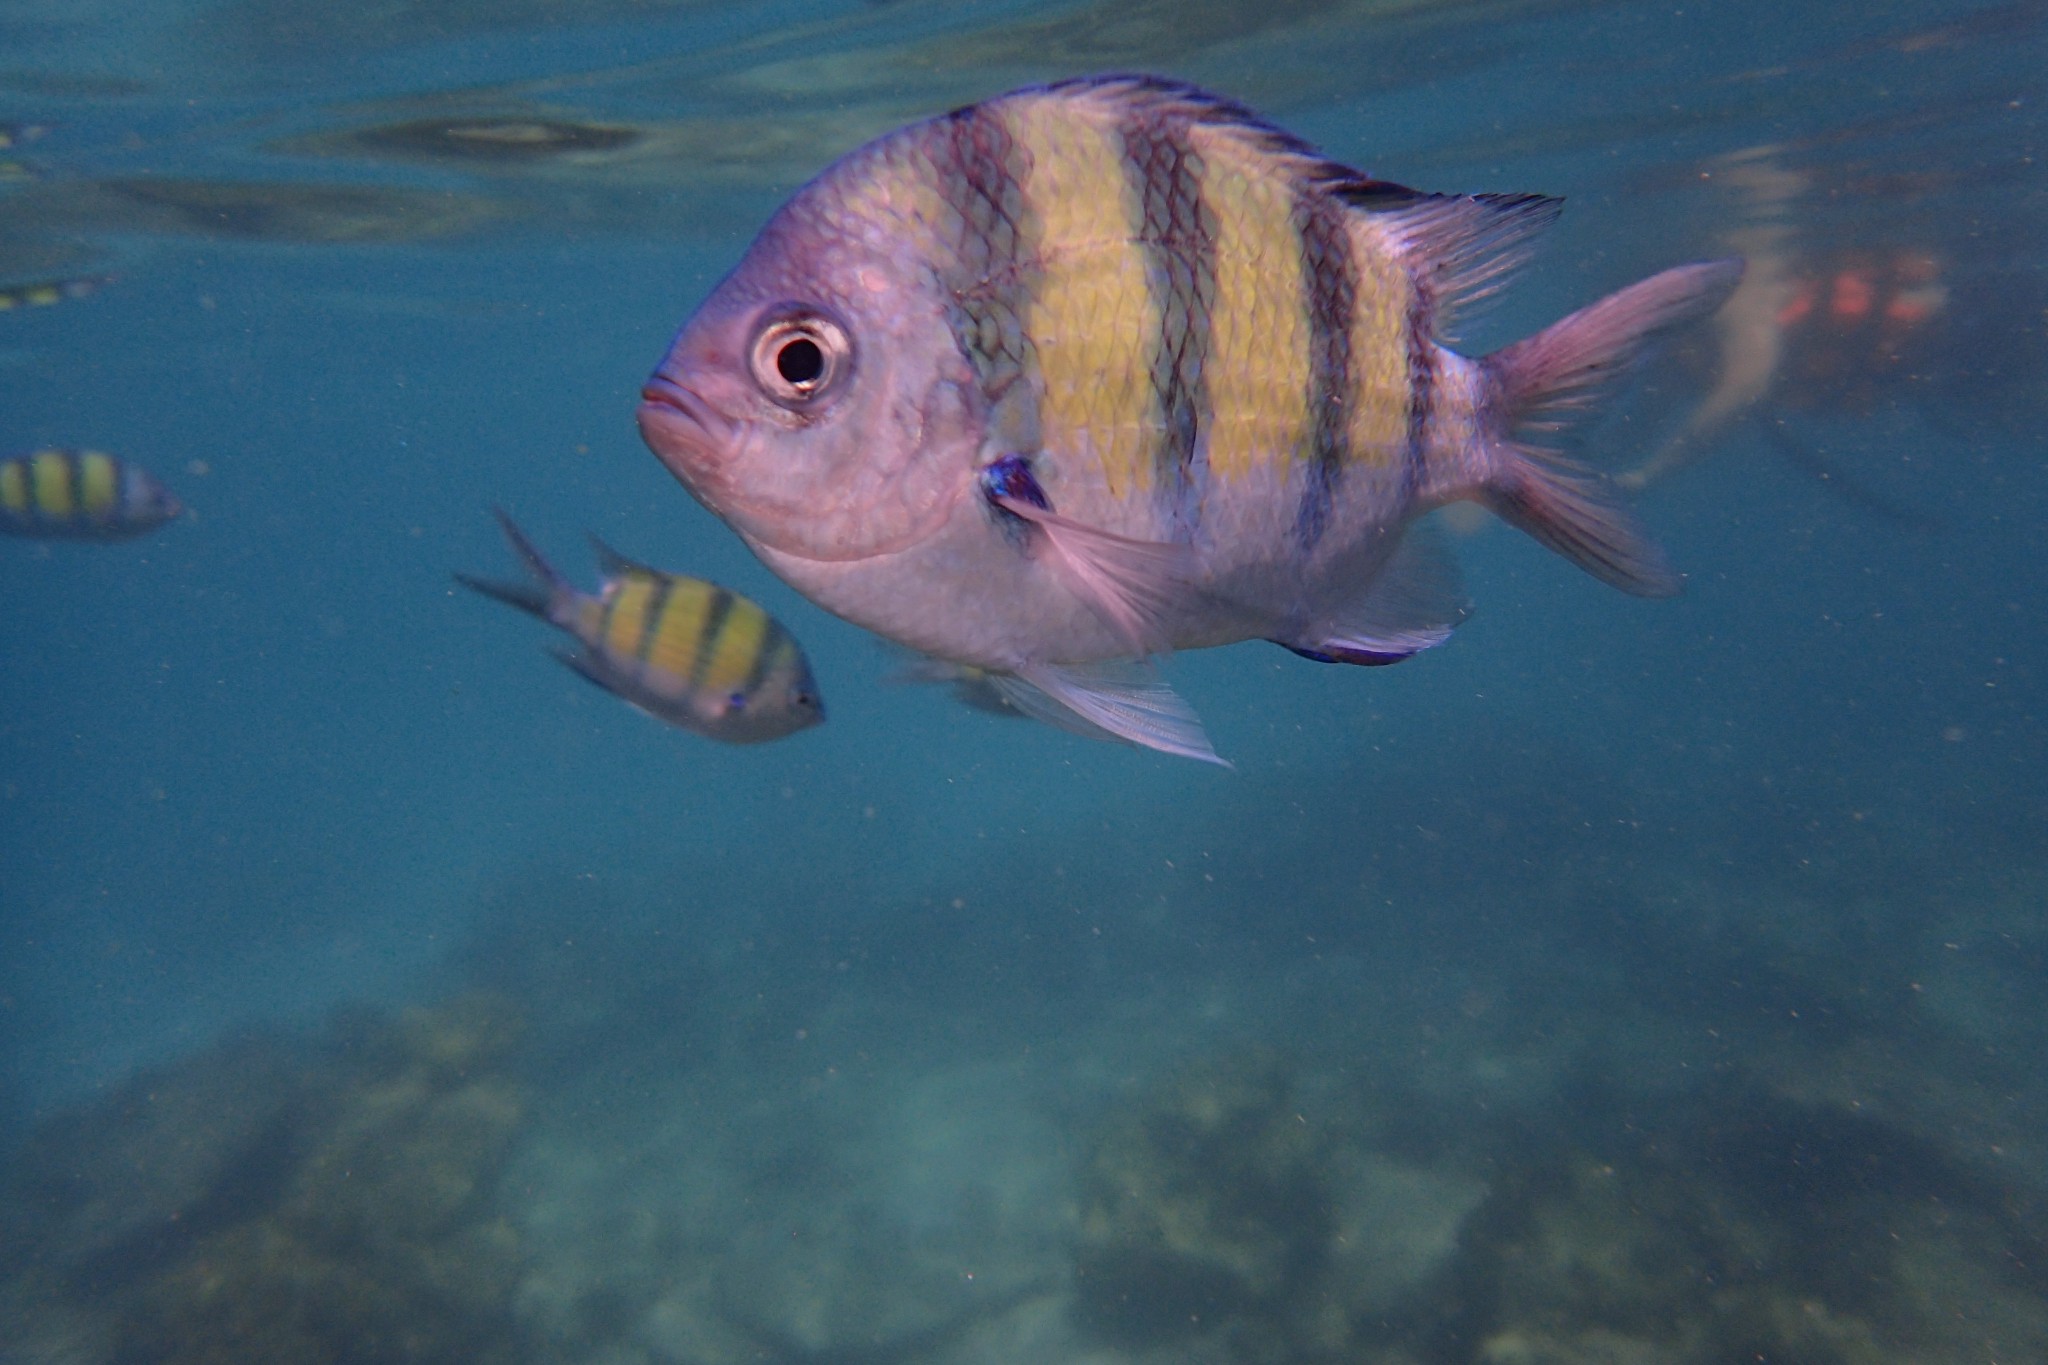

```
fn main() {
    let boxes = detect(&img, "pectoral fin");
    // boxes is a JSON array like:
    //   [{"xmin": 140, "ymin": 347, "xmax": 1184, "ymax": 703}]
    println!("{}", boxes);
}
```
[
  {"xmin": 1001, "ymin": 660, "xmax": 1229, "ymax": 767},
  {"xmin": 992, "ymin": 495, "xmax": 1195, "ymax": 656}
]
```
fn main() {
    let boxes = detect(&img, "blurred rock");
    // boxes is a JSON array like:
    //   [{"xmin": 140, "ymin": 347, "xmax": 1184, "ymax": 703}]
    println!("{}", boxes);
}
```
[
  {"xmin": 1446, "ymin": 1078, "xmax": 2048, "ymax": 1364},
  {"xmin": 1074, "ymin": 1047, "xmax": 1482, "ymax": 1358},
  {"xmin": 0, "ymin": 992, "xmax": 531, "ymax": 1365}
]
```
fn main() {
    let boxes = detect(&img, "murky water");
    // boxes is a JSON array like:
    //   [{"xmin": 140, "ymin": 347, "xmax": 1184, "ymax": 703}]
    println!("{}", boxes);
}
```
[{"xmin": 3, "ymin": 1, "xmax": 2045, "ymax": 1361}]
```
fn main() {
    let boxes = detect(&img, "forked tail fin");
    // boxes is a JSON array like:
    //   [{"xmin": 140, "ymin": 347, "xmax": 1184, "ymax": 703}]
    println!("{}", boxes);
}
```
[
  {"xmin": 454, "ymin": 507, "xmax": 571, "ymax": 620},
  {"xmin": 1481, "ymin": 259, "xmax": 1743, "ymax": 597}
]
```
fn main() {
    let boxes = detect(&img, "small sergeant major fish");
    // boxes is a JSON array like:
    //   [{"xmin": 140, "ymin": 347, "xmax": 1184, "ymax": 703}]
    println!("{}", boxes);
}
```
[
  {"xmin": 0, "ymin": 274, "xmax": 108, "ymax": 312},
  {"xmin": 0, "ymin": 448, "xmax": 181, "ymax": 539},
  {"xmin": 637, "ymin": 75, "xmax": 1741, "ymax": 764},
  {"xmin": 456, "ymin": 509, "xmax": 824, "ymax": 743}
]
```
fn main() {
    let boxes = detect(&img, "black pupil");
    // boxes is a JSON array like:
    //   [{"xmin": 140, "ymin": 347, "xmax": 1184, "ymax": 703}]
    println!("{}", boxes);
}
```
[{"xmin": 776, "ymin": 335, "xmax": 825, "ymax": 387}]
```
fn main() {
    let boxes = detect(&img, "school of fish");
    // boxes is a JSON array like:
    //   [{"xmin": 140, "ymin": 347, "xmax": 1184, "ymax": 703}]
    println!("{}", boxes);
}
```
[{"xmin": 638, "ymin": 75, "xmax": 1742, "ymax": 763}]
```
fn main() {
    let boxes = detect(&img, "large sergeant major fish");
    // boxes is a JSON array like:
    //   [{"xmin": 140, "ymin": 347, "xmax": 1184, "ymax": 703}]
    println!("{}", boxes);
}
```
[
  {"xmin": 637, "ymin": 76, "xmax": 1741, "ymax": 764},
  {"xmin": 457, "ymin": 510, "xmax": 824, "ymax": 744},
  {"xmin": 0, "ymin": 448, "xmax": 181, "ymax": 539}
]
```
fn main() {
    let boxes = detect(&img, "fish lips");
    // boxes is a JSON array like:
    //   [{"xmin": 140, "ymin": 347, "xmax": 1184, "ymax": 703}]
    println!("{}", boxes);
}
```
[{"xmin": 638, "ymin": 375, "xmax": 741, "ymax": 497}]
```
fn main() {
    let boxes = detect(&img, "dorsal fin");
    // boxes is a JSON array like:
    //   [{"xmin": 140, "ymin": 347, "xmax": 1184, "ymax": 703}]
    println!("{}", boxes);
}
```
[
  {"xmin": 1045, "ymin": 74, "xmax": 1387, "ymax": 197},
  {"xmin": 1342, "ymin": 188, "xmax": 1564, "ymax": 340},
  {"xmin": 586, "ymin": 532, "xmax": 654, "ymax": 581}
]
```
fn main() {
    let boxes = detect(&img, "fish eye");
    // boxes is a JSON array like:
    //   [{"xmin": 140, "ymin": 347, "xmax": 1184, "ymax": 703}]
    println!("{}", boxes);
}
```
[{"xmin": 750, "ymin": 308, "xmax": 852, "ymax": 408}]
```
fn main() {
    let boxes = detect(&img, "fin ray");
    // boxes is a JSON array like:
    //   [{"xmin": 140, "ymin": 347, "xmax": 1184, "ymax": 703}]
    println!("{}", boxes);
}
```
[
  {"xmin": 1366, "ymin": 192, "xmax": 1565, "ymax": 338},
  {"xmin": 993, "ymin": 496, "xmax": 1196, "ymax": 656},
  {"xmin": 454, "ymin": 571, "xmax": 551, "ymax": 619},
  {"xmin": 586, "ymin": 532, "xmax": 655, "ymax": 580},
  {"xmin": 1006, "ymin": 661, "xmax": 1228, "ymax": 766},
  {"xmin": 1481, "ymin": 260, "xmax": 1743, "ymax": 597},
  {"xmin": 487, "ymin": 506, "xmax": 569, "ymax": 595}
]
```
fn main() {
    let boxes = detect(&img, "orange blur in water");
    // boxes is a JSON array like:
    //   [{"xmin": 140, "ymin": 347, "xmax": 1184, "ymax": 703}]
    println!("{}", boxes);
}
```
[{"xmin": 1770, "ymin": 249, "xmax": 1949, "ymax": 409}]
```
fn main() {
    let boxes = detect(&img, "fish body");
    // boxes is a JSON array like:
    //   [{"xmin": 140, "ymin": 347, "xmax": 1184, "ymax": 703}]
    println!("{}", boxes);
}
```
[
  {"xmin": 0, "ymin": 275, "xmax": 106, "ymax": 312},
  {"xmin": 638, "ymin": 76, "xmax": 1740, "ymax": 762},
  {"xmin": 0, "ymin": 448, "xmax": 181, "ymax": 539},
  {"xmin": 457, "ymin": 510, "xmax": 824, "ymax": 744}
]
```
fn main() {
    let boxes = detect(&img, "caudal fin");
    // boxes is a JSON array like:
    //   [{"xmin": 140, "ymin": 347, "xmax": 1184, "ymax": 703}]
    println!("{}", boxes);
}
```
[
  {"xmin": 454, "ymin": 507, "xmax": 571, "ymax": 620},
  {"xmin": 1481, "ymin": 259, "xmax": 1743, "ymax": 597}
]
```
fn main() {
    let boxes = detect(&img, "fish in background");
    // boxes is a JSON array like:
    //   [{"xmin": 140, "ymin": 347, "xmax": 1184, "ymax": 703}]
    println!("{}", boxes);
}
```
[
  {"xmin": 0, "ymin": 122, "xmax": 46, "ymax": 177},
  {"xmin": 0, "ymin": 448, "xmax": 181, "ymax": 539},
  {"xmin": 456, "ymin": 510, "xmax": 825, "ymax": 744},
  {"xmin": 0, "ymin": 274, "xmax": 109, "ymax": 312},
  {"xmin": 638, "ymin": 75, "xmax": 1739, "ymax": 765}
]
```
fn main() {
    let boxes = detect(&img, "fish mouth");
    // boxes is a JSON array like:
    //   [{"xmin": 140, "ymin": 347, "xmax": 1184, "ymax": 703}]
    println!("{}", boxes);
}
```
[{"xmin": 637, "ymin": 375, "xmax": 739, "ymax": 468}]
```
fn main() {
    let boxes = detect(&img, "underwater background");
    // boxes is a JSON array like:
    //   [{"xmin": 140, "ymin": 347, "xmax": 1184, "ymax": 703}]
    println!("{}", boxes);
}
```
[{"xmin": 3, "ymin": 0, "xmax": 2045, "ymax": 1361}]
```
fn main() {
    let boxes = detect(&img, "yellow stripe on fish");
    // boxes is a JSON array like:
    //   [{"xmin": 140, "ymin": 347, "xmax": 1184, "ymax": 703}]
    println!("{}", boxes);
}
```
[
  {"xmin": 697, "ymin": 595, "xmax": 771, "ymax": 701},
  {"xmin": 984, "ymin": 85, "xmax": 1422, "ymax": 510},
  {"xmin": 0, "ymin": 448, "xmax": 181, "ymax": 540},
  {"xmin": 637, "ymin": 575, "xmax": 719, "ymax": 696},
  {"xmin": 1189, "ymin": 126, "xmax": 1313, "ymax": 484},
  {"xmin": 31, "ymin": 450, "xmax": 74, "ymax": 517},
  {"xmin": 600, "ymin": 572, "xmax": 658, "ymax": 659},
  {"xmin": 1344, "ymin": 221, "xmax": 1419, "ymax": 474},
  {"xmin": 1002, "ymin": 95, "xmax": 1160, "ymax": 502},
  {"xmin": 79, "ymin": 450, "xmax": 119, "ymax": 514}
]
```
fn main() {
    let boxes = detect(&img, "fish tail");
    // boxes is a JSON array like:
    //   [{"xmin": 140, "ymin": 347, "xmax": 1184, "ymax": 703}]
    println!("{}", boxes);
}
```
[
  {"xmin": 1479, "ymin": 259, "xmax": 1743, "ymax": 597},
  {"xmin": 456, "ymin": 508, "xmax": 571, "ymax": 619},
  {"xmin": 453, "ymin": 571, "xmax": 552, "ymax": 619}
]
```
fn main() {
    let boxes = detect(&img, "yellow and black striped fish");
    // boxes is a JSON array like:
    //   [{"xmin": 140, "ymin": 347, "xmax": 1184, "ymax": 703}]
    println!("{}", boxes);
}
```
[
  {"xmin": 457, "ymin": 510, "xmax": 823, "ymax": 744},
  {"xmin": 638, "ymin": 76, "xmax": 1740, "ymax": 763},
  {"xmin": 0, "ymin": 274, "xmax": 108, "ymax": 312},
  {"xmin": 0, "ymin": 448, "xmax": 181, "ymax": 539}
]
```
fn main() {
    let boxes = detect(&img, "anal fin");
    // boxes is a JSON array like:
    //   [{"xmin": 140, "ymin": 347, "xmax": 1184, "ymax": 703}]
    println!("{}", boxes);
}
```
[
  {"xmin": 1001, "ymin": 660, "xmax": 1229, "ymax": 767},
  {"xmin": 1270, "ymin": 524, "xmax": 1469, "ymax": 667}
]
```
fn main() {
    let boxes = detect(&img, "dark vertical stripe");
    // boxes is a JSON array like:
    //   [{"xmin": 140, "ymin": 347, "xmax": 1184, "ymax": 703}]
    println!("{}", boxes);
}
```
[
  {"xmin": 633, "ymin": 576, "xmax": 674, "ymax": 668},
  {"xmin": 112, "ymin": 457, "xmax": 134, "ymax": 521},
  {"xmin": 1293, "ymin": 190, "xmax": 1358, "ymax": 549},
  {"xmin": 739, "ymin": 625, "xmax": 783, "ymax": 702},
  {"xmin": 687, "ymin": 587, "xmax": 736, "ymax": 691},
  {"xmin": 932, "ymin": 104, "xmax": 1034, "ymax": 416},
  {"xmin": 1119, "ymin": 110, "xmax": 1215, "ymax": 525},
  {"xmin": 1402, "ymin": 293, "xmax": 1436, "ymax": 505}
]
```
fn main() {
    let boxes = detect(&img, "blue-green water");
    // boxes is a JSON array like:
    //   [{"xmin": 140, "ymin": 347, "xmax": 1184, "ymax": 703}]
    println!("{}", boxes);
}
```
[{"xmin": 3, "ymin": 1, "xmax": 2044, "ymax": 1361}]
